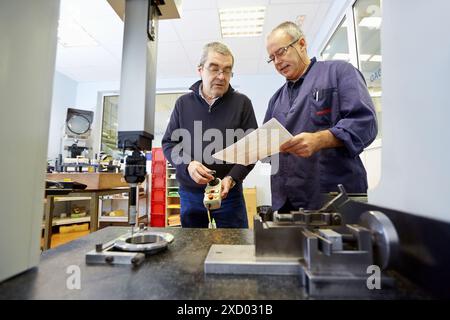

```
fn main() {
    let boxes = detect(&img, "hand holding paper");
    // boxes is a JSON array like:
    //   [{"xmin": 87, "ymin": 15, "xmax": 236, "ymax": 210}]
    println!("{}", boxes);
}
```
[{"xmin": 212, "ymin": 118, "xmax": 292, "ymax": 165}]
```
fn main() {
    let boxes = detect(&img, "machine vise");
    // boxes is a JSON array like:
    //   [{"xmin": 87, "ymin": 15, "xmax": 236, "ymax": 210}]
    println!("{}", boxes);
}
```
[{"xmin": 204, "ymin": 185, "xmax": 399, "ymax": 297}]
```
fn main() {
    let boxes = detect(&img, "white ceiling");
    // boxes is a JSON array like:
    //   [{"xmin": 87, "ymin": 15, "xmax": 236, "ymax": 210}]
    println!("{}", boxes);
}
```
[{"xmin": 55, "ymin": 0, "xmax": 333, "ymax": 83}]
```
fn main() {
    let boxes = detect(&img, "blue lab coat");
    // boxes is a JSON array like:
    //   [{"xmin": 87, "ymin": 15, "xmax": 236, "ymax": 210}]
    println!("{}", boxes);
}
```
[{"xmin": 264, "ymin": 58, "xmax": 377, "ymax": 210}]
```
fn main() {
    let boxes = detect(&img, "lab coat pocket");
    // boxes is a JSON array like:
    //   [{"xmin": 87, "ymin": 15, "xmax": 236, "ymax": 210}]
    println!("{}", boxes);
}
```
[{"xmin": 309, "ymin": 88, "xmax": 336, "ymax": 128}]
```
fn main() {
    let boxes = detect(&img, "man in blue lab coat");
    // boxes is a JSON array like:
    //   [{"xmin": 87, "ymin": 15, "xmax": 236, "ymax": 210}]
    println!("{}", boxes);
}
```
[{"xmin": 265, "ymin": 21, "xmax": 378, "ymax": 211}]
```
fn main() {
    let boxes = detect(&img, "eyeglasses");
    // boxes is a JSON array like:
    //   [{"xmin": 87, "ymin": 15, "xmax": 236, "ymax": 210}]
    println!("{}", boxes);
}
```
[
  {"xmin": 267, "ymin": 38, "xmax": 299, "ymax": 64},
  {"xmin": 204, "ymin": 65, "xmax": 234, "ymax": 77}
]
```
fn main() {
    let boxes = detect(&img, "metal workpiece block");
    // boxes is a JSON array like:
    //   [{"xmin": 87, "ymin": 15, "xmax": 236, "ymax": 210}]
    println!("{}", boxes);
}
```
[
  {"xmin": 318, "ymin": 229, "xmax": 343, "ymax": 251},
  {"xmin": 86, "ymin": 250, "xmax": 145, "ymax": 266},
  {"xmin": 302, "ymin": 267, "xmax": 395, "ymax": 298},
  {"xmin": 303, "ymin": 230, "xmax": 373, "ymax": 275},
  {"xmin": 254, "ymin": 218, "xmax": 305, "ymax": 258},
  {"xmin": 204, "ymin": 245, "xmax": 302, "ymax": 275},
  {"xmin": 302, "ymin": 259, "xmax": 397, "ymax": 298}
]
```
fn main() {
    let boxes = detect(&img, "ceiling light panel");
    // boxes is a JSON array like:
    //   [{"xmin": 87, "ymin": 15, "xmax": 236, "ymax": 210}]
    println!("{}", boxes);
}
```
[{"xmin": 219, "ymin": 6, "xmax": 266, "ymax": 38}]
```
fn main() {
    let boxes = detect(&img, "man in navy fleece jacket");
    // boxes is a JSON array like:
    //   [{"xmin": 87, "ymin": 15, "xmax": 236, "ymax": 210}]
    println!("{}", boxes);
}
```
[{"xmin": 162, "ymin": 42, "xmax": 258, "ymax": 228}]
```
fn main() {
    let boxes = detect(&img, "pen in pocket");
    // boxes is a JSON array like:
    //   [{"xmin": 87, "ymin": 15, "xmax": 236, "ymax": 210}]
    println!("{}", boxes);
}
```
[{"xmin": 313, "ymin": 89, "xmax": 319, "ymax": 101}]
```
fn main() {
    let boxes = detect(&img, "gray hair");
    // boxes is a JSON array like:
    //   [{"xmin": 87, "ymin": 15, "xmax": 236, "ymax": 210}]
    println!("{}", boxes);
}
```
[
  {"xmin": 198, "ymin": 42, "xmax": 234, "ymax": 68},
  {"xmin": 268, "ymin": 21, "xmax": 305, "ymax": 41}
]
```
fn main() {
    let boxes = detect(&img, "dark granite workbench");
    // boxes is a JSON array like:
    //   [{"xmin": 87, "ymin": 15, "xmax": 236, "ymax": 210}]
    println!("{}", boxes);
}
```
[
  {"xmin": 0, "ymin": 227, "xmax": 425, "ymax": 300},
  {"xmin": 0, "ymin": 227, "xmax": 307, "ymax": 299}
]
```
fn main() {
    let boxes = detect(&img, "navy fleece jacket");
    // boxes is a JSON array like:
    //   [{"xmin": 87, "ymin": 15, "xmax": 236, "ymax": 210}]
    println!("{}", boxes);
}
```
[{"xmin": 162, "ymin": 80, "xmax": 258, "ymax": 191}]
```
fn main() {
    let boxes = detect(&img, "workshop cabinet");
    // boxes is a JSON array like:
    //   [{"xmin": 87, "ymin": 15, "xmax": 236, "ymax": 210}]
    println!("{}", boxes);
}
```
[
  {"xmin": 150, "ymin": 148, "xmax": 180, "ymax": 227},
  {"xmin": 42, "ymin": 196, "xmax": 91, "ymax": 231},
  {"xmin": 98, "ymin": 189, "xmax": 147, "ymax": 227},
  {"xmin": 244, "ymin": 187, "xmax": 257, "ymax": 229},
  {"xmin": 150, "ymin": 148, "xmax": 166, "ymax": 227},
  {"xmin": 166, "ymin": 162, "xmax": 180, "ymax": 227}
]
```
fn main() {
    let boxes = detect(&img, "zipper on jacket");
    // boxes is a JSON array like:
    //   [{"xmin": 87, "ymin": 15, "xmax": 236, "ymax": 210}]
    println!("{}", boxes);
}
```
[
  {"xmin": 207, "ymin": 97, "xmax": 220, "ymax": 112},
  {"xmin": 208, "ymin": 101, "xmax": 216, "ymax": 113}
]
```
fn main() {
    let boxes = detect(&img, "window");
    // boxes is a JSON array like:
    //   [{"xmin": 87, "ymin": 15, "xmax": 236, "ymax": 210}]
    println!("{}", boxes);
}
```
[
  {"xmin": 320, "ymin": 0, "xmax": 382, "ymax": 139},
  {"xmin": 100, "ymin": 95, "xmax": 120, "ymax": 158},
  {"xmin": 153, "ymin": 92, "xmax": 185, "ymax": 147},
  {"xmin": 354, "ymin": 0, "xmax": 382, "ymax": 138},
  {"xmin": 99, "ymin": 92, "xmax": 186, "ymax": 156},
  {"xmin": 319, "ymin": 0, "xmax": 383, "ymax": 189},
  {"xmin": 321, "ymin": 18, "xmax": 350, "ymax": 62}
]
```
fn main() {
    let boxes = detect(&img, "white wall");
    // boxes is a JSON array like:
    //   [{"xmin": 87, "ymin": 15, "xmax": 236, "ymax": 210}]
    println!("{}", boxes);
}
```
[
  {"xmin": 360, "ymin": 140, "xmax": 381, "ymax": 191},
  {"xmin": 0, "ymin": 0, "xmax": 59, "ymax": 282},
  {"xmin": 48, "ymin": 71, "xmax": 77, "ymax": 162},
  {"xmin": 369, "ymin": 0, "xmax": 450, "ymax": 223}
]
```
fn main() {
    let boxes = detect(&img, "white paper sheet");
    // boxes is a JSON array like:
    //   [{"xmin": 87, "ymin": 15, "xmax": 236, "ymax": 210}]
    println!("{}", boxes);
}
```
[{"xmin": 212, "ymin": 118, "xmax": 293, "ymax": 165}]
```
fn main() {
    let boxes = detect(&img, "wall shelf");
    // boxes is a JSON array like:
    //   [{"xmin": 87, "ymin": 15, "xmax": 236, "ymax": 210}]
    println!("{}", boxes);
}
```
[
  {"xmin": 42, "ymin": 216, "xmax": 90, "ymax": 229},
  {"xmin": 54, "ymin": 196, "xmax": 91, "ymax": 202},
  {"xmin": 165, "ymin": 161, "xmax": 180, "ymax": 227},
  {"xmin": 99, "ymin": 216, "xmax": 128, "ymax": 222}
]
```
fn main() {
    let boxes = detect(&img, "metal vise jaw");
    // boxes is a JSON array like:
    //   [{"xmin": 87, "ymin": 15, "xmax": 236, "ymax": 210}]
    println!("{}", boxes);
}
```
[{"xmin": 254, "ymin": 209, "xmax": 342, "ymax": 259}]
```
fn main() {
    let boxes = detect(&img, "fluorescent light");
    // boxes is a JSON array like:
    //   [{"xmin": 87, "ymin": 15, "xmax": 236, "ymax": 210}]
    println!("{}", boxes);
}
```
[
  {"xmin": 359, "ymin": 54, "xmax": 371, "ymax": 62},
  {"xmin": 58, "ymin": 18, "xmax": 99, "ymax": 47},
  {"xmin": 219, "ymin": 6, "xmax": 266, "ymax": 38},
  {"xmin": 370, "ymin": 55, "xmax": 382, "ymax": 62},
  {"xmin": 359, "ymin": 16, "xmax": 382, "ymax": 29},
  {"xmin": 371, "ymin": 91, "xmax": 382, "ymax": 97},
  {"xmin": 321, "ymin": 53, "xmax": 330, "ymax": 60},
  {"xmin": 333, "ymin": 53, "xmax": 350, "ymax": 61}
]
